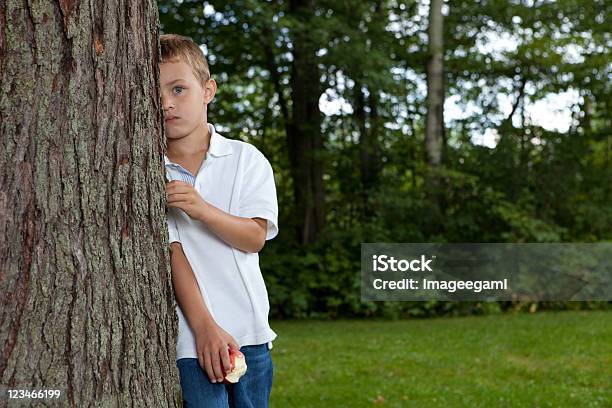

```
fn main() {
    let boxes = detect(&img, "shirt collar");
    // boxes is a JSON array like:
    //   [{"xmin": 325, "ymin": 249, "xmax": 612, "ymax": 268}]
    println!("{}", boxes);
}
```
[
  {"xmin": 206, "ymin": 124, "xmax": 233, "ymax": 157},
  {"xmin": 164, "ymin": 123, "xmax": 232, "ymax": 166}
]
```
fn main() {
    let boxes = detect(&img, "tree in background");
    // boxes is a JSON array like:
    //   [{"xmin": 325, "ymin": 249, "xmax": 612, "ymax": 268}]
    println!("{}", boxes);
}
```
[
  {"xmin": 425, "ymin": 0, "xmax": 444, "ymax": 167},
  {"xmin": 287, "ymin": 0, "xmax": 327, "ymax": 245}
]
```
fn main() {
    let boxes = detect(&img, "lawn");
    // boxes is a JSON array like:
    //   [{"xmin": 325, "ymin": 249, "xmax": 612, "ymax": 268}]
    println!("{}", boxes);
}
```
[{"xmin": 269, "ymin": 310, "xmax": 611, "ymax": 407}]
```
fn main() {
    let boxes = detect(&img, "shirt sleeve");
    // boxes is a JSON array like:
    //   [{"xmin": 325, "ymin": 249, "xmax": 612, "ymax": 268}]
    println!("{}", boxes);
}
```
[
  {"xmin": 238, "ymin": 148, "xmax": 279, "ymax": 240},
  {"xmin": 167, "ymin": 210, "xmax": 181, "ymax": 244}
]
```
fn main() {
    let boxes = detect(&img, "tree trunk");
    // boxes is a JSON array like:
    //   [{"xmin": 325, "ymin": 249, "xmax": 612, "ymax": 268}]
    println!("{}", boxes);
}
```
[
  {"xmin": 0, "ymin": 1, "xmax": 179, "ymax": 406},
  {"xmin": 424, "ymin": 0, "xmax": 445, "ymax": 233},
  {"xmin": 425, "ymin": 0, "xmax": 444, "ymax": 167},
  {"xmin": 288, "ymin": 0, "xmax": 326, "ymax": 245},
  {"xmin": 355, "ymin": 83, "xmax": 381, "ymax": 218}
]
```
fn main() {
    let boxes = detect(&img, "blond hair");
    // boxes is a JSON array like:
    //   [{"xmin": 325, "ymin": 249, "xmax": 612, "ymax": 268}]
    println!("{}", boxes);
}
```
[{"xmin": 160, "ymin": 34, "xmax": 211, "ymax": 86}]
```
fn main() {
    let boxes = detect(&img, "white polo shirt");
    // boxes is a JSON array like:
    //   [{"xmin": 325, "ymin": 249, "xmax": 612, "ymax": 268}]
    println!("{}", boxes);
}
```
[{"xmin": 165, "ymin": 123, "xmax": 278, "ymax": 360}]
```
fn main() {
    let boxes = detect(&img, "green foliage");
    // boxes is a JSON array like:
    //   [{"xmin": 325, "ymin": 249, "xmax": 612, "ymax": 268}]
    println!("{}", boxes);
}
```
[{"xmin": 159, "ymin": 1, "xmax": 612, "ymax": 319}]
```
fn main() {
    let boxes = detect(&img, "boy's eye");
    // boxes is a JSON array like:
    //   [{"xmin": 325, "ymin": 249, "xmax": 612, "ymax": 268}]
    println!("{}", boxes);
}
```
[{"xmin": 173, "ymin": 86, "xmax": 184, "ymax": 94}]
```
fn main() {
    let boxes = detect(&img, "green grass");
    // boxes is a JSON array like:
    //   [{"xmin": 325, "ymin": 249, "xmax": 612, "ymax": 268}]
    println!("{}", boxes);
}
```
[{"xmin": 269, "ymin": 310, "xmax": 611, "ymax": 407}]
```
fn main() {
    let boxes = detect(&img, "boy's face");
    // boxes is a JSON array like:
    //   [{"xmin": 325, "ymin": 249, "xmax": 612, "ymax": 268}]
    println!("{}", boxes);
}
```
[{"xmin": 160, "ymin": 60, "xmax": 216, "ymax": 140}]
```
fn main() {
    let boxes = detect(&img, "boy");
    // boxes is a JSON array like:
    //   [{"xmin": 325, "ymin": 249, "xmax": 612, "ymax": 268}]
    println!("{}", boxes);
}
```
[{"xmin": 160, "ymin": 34, "xmax": 278, "ymax": 407}]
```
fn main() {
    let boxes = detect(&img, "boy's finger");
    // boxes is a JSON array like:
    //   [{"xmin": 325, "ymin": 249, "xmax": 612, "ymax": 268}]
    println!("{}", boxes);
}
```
[
  {"xmin": 220, "ymin": 347, "xmax": 231, "ymax": 376},
  {"xmin": 228, "ymin": 340, "xmax": 239, "ymax": 351},
  {"xmin": 166, "ymin": 193, "xmax": 190, "ymax": 203},
  {"xmin": 197, "ymin": 351, "xmax": 206, "ymax": 373},
  {"xmin": 165, "ymin": 184, "xmax": 193, "ymax": 196},
  {"xmin": 167, "ymin": 202, "xmax": 191, "ymax": 213},
  {"xmin": 204, "ymin": 352, "xmax": 216, "ymax": 383},
  {"xmin": 211, "ymin": 349, "xmax": 224, "ymax": 382},
  {"xmin": 166, "ymin": 184, "xmax": 192, "ymax": 194},
  {"xmin": 166, "ymin": 180, "xmax": 189, "ymax": 186}
]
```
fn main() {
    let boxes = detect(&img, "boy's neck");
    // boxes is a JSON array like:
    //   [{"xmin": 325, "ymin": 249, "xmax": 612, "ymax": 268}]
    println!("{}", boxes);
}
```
[{"xmin": 167, "ymin": 121, "xmax": 211, "ymax": 160}]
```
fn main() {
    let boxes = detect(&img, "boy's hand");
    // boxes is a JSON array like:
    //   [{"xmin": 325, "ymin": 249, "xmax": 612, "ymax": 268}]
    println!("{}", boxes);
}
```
[
  {"xmin": 166, "ymin": 180, "xmax": 208, "ymax": 221},
  {"xmin": 193, "ymin": 321, "xmax": 240, "ymax": 383}
]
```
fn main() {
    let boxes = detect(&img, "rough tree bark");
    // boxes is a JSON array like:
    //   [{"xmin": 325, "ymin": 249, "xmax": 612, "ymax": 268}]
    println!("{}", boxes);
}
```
[{"xmin": 0, "ymin": 1, "xmax": 179, "ymax": 406}]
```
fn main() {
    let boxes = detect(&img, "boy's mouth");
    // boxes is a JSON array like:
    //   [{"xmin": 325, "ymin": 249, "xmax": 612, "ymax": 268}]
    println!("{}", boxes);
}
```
[{"xmin": 165, "ymin": 116, "xmax": 179, "ymax": 122}]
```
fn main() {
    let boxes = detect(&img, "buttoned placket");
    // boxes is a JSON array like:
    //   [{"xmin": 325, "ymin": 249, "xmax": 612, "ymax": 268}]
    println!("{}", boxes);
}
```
[{"xmin": 194, "ymin": 152, "xmax": 213, "ymax": 187}]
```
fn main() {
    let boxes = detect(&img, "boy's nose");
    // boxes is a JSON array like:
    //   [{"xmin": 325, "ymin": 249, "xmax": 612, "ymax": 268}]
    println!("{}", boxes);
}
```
[{"xmin": 161, "ymin": 96, "xmax": 174, "ymax": 112}]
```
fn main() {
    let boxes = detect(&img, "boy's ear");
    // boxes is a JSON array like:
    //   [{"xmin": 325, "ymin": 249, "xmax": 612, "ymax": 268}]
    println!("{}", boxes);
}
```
[{"xmin": 203, "ymin": 78, "xmax": 217, "ymax": 105}]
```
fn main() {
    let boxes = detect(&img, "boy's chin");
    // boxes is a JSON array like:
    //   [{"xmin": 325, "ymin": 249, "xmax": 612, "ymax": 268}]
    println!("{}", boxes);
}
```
[
  {"xmin": 165, "ymin": 124, "xmax": 199, "ymax": 140},
  {"xmin": 165, "ymin": 131, "xmax": 187, "ymax": 140}
]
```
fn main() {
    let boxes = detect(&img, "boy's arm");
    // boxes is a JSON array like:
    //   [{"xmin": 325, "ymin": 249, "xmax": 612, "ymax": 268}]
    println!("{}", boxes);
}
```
[
  {"xmin": 170, "ymin": 242, "xmax": 239, "ymax": 383},
  {"xmin": 166, "ymin": 150, "xmax": 277, "ymax": 253},
  {"xmin": 198, "ymin": 203, "xmax": 268, "ymax": 253},
  {"xmin": 170, "ymin": 241, "xmax": 215, "ymax": 332},
  {"xmin": 166, "ymin": 181, "xmax": 268, "ymax": 253}
]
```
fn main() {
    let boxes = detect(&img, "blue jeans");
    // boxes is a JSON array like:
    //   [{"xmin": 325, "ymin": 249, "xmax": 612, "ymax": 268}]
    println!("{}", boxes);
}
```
[{"xmin": 177, "ymin": 344, "xmax": 273, "ymax": 408}]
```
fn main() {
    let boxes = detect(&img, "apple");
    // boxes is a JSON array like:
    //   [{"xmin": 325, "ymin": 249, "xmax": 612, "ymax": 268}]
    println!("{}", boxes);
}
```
[{"xmin": 223, "ymin": 349, "xmax": 247, "ymax": 384}]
